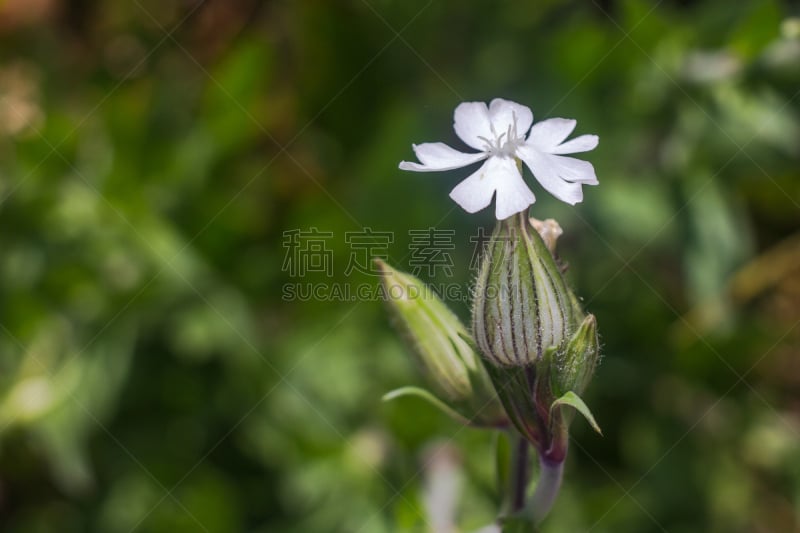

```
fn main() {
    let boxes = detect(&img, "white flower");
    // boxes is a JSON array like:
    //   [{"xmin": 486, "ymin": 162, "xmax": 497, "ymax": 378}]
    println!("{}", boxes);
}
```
[{"xmin": 399, "ymin": 98, "xmax": 599, "ymax": 220}]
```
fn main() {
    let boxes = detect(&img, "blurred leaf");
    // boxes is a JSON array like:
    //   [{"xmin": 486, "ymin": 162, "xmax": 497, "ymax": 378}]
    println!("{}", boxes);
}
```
[{"xmin": 383, "ymin": 386, "xmax": 473, "ymax": 426}]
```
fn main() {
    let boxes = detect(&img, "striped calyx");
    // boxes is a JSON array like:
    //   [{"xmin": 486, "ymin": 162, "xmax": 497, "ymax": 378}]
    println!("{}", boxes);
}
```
[
  {"xmin": 473, "ymin": 212, "xmax": 580, "ymax": 368},
  {"xmin": 471, "ymin": 213, "xmax": 600, "ymax": 457}
]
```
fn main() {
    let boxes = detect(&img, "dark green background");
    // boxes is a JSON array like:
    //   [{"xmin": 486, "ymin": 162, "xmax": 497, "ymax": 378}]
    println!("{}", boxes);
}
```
[{"xmin": 0, "ymin": 0, "xmax": 798, "ymax": 531}]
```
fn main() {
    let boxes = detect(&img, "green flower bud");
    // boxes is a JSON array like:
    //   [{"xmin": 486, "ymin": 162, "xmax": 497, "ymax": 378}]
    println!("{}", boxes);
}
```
[
  {"xmin": 537, "ymin": 314, "xmax": 603, "ymax": 455},
  {"xmin": 376, "ymin": 259, "xmax": 506, "ymax": 427},
  {"xmin": 551, "ymin": 314, "xmax": 599, "ymax": 398}
]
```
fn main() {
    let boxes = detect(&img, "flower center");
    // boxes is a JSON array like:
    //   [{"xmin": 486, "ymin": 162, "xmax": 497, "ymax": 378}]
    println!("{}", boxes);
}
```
[{"xmin": 479, "ymin": 113, "xmax": 522, "ymax": 158}]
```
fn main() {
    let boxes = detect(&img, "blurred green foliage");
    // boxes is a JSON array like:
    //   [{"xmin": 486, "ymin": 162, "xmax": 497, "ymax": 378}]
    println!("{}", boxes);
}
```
[{"xmin": 0, "ymin": 0, "xmax": 799, "ymax": 531}]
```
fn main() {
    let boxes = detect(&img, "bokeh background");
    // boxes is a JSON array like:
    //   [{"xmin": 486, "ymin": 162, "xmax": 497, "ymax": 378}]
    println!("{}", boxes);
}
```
[{"xmin": 0, "ymin": 0, "xmax": 799, "ymax": 531}]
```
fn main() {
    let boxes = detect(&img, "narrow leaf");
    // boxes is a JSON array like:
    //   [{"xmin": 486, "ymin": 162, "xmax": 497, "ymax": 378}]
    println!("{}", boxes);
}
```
[
  {"xmin": 383, "ymin": 386, "xmax": 473, "ymax": 426},
  {"xmin": 550, "ymin": 391, "xmax": 602, "ymax": 435}
]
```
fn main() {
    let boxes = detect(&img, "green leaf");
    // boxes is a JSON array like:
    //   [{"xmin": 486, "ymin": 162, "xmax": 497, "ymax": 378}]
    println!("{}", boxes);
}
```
[
  {"xmin": 550, "ymin": 391, "xmax": 603, "ymax": 436},
  {"xmin": 382, "ymin": 386, "xmax": 473, "ymax": 426}
]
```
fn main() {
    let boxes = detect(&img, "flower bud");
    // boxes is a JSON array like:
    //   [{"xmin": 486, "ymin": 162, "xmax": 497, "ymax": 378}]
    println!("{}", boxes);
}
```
[
  {"xmin": 534, "ymin": 312, "xmax": 602, "ymax": 457},
  {"xmin": 376, "ymin": 259, "xmax": 506, "ymax": 427},
  {"xmin": 550, "ymin": 314, "xmax": 599, "ymax": 398}
]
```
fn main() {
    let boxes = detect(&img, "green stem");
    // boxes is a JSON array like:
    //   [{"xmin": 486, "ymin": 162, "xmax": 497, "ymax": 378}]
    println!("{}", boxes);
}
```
[
  {"xmin": 509, "ymin": 434, "xmax": 531, "ymax": 513},
  {"xmin": 529, "ymin": 455, "xmax": 565, "ymax": 524}
]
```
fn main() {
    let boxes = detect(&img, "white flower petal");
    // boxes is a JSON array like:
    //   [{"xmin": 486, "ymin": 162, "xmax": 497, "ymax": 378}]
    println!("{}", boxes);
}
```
[
  {"xmin": 453, "ymin": 102, "xmax": 492, "ymax": 151},
  {"xmin": 550, "ymin": 134, "xmax": 599, "ymax": 155},
  {"xmin": 449, "ymin": 156, "xmax": 535, "ymax": 218},
  {"xmin": 492, "ymin": 158, "xmax": 536, "ymax": 220},
  {"xmin": 526, "ymin": 118, "xmax": 577, "ymax": 150},
  {"xmin": 517, "ymin": 145, "xmax": 585, "ymax": 205},
  {"xmin": 488, "ymin": 98, "xmax": 533, "ymax": 139},
  {"xmin": 448, "ymin": 158, "xmax": 497, "ymax": 214},
  {"xmin": 398, "ymin": 142, "xmax": 488, "ymax": 172},
  {"xmin": 548, "ymin": 155, "xmax": 598, "ymax": 184}
]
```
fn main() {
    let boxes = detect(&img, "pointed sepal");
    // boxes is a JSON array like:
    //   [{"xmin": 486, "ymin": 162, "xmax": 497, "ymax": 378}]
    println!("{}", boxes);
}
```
[{"xmin": 550, "ymin": 391, "xmax": 602, "ymax": 436}]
